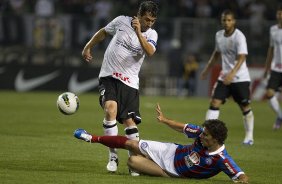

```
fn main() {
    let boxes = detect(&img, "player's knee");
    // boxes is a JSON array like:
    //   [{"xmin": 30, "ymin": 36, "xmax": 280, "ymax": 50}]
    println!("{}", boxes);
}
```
[
  {"xmin": 104, "ymin": 104, "xmax": 117, "ymax": 117},
  {"xmin": 127, "ymin": 155, "xmax": 141, "ymax": 170},
  {"xmin": 209, "ymin": 101, "xmax": 220, "ymax": 110},
  {"xmin": 239, "ymin": 99, "xmax": 251, "ymax": 107},
  {"xmin": 265, "ymin": 89, "xmax": 275, "ymax": 99},
  {"xmin": 210, "ymin": 99, "xmax": 222, "ymax": 108}
]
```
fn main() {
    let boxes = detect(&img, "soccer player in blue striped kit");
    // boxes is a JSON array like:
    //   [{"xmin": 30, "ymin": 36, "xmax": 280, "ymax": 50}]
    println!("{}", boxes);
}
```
[{"xmin": 74, "ymin": 104, "xmax": 249, "ymax": 183}]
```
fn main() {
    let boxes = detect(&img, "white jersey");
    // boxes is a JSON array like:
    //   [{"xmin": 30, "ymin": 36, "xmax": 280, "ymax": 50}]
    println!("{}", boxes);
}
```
[
  {"xmin": 99, "ymin": 15, "xmax": 158, "ymax": 89},
  {"xmin": 215, "ymin": 29, "xmax": 250, "ymax": 82},
  {"xmin": 269, "ymin": 25, "xmax": 282, "ymax": 72}
]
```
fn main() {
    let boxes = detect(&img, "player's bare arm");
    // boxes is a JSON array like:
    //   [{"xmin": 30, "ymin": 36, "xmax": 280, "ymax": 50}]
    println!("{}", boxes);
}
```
[
  {"xmin": 200, "ymin": 50, "xmax": 221, "ymax": 80},
  {"xmin": 82, "ymin": 28, "xmax": 108, "ymax": 62},
  {"xmin": 132, "ymin": 16, "xmax": 156, "ymax": 57},
  {"xmin": 223, "ymin": 54, "xmax": 246, "ymax": 85},
  {"xmin": 156, "ymin": 103, "xmax": 185, "ymax": 132},
  {"xmin": 264, "ymin": 46, "xmax": 274, "ymax": 78}
]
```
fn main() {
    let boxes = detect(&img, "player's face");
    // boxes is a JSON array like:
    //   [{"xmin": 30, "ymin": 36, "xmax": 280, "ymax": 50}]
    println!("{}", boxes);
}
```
[
  {"xmin": 276, "ymin": 10, "xmax": 282, "ymax": 24},
  {"xmin": 138, "ymin": 12, "xmax": 157, "ymax": 32},
  {"xmin": 221, "ymin": 14, "xmax": 236, "ymax": 32},
  {"xmin": 199, "ymin": 127, "xmax": 218, "ymax": 148}
]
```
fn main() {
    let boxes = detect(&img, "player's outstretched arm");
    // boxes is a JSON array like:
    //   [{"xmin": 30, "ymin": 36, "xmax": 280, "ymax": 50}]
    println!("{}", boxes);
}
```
[
  {"xmin": 156, "ymin": 103, "xmax": 185, "ymax": 132},
  {"xmin": 82, "ymin": 28, "xmax": 108, "ymax": 62}
]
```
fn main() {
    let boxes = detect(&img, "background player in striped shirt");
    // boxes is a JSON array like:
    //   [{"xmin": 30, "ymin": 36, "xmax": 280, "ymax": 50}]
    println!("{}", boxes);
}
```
[
  {"xmin": 73, "ymin": 104, "xmax": 249, "ymax": 183},
  {"xmin": 200, "ymin": 9, "xmax": 254, "ymax": 146},
  {"xmin": 264, "ymin": 4, "xmax": 282, "ymax": 130},
  {"xmin": 81, "ymin": 1, "xmax": 158, "ymax": 175}
]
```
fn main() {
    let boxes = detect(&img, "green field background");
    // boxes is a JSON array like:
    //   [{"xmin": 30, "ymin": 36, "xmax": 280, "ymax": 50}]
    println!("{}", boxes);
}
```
[{"xmin": 0, "ymin": 91, "xmax": 281, "ymax": 184}]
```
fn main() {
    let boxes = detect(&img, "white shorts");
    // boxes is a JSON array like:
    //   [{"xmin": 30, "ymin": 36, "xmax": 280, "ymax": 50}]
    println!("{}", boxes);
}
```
[{"xmin": 138, "ymin": 140, "xmax": 179, "ymax": 176}]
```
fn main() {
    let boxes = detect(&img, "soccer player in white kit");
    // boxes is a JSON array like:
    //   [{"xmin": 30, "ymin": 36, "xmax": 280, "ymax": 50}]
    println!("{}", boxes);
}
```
[
  {"xmin": 201, "ymin": 10, "xmax": 254, "ymax": 145},
  {"xmin": 81, "ymin": 1, "xmax": 158, "ymax": 175},
  {"xmin": 264, "ymin": 4, "xmax": 282, "ymax": 130}
]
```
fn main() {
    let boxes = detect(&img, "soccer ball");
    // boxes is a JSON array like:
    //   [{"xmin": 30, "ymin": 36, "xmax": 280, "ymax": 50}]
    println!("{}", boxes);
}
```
[{"xmin": 57, "ymin": 92, "xmax": 79, "ymax": 115}]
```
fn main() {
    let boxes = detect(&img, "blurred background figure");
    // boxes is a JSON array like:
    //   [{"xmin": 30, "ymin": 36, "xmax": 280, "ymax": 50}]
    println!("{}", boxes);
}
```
[{"xmin": 178, "ymin": 54, "xmax": 199, "ymax": 97}]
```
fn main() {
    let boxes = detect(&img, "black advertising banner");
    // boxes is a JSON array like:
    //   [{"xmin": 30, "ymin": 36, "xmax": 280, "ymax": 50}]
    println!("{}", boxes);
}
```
[{"xmin": 0, "ymin": 63, "xmax": 100, "ymax": 93}]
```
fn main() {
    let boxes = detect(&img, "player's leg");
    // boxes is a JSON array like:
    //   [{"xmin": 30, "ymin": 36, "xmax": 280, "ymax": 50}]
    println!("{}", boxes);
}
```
[
  {"xmin": 123, "ymin": 119, "xmax": 140, "ymax": 176},
  {"xmin": 240, "ymin": 104, "xmax": 254, "ymax": 145},
  {"xmin": 118, "ymin": 82, "xmax": 141, "ymax": 176},
  {"xmin": 127, "ymin": 156, "xmax": 170, "ymax": 177},
  {"xmin": 206, "ymin": 99, "xmax": 222, "ymax": 119},
  {"xmin": 73, "ymin": 129, "xmax": 142, "ymax": 154},
  {"xmin": 103, "ymin": 101, "xmax": 119, "ymax": 172},
  {"xmin": 98, "ymin": 77, "xmax": 119, "ymax": 172},
  {"xmin": 232, "ymin": 82, "xmax": 254, "ymax": 145},
  {"xmin": 265, "ymin": 71, "xmax": 282, "ymax": 129},
  {"xmin": 205, "ymin": 81, "xmax": 227, "ymax": 120}
]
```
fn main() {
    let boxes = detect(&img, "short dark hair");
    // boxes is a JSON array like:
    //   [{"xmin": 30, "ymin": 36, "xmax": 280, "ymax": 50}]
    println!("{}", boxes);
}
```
[
  {"xmin": 138, "ymin": 1, "xmax": 159, "ymax": 17},
  {"xmin": 202, "ymin": 119, "xmax": 228, "ymax": 145},
  {"xmin": 221, "ymin": 9, "xmax": 236, "ymax": 19}
]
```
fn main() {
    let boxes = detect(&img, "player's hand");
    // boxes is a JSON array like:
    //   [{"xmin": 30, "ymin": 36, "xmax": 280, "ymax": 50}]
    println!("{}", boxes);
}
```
[
  {"xmin": 200, "ymin": 70, "xmax": 208, "ymax": 80},
  {"xmin": 156, "ymin": 103, "xmax": 165, "ymax": 123},
  {"xmin": 223, "ymin": 72, "xmax": 234, "ymax": 85},
  {"xmin": 132, "ymin": 16, "xmax": 141, "ymax": 33},
  {"xmin": 233, "ymin": 174, "xmax": 248, "ymax": 183},
  {"xmin": 82, "ymin": 47, "xmax": 93, "ymax": 62}
]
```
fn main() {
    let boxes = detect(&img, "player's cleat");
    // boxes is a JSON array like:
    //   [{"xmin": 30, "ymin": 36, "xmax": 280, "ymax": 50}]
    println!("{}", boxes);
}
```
[
  {"xmin": 73, "ymin": 129, "xmax": 92, "ymax": 142},
  {"xmin": 129, "ymin": 169, "xmax": 140, "ymax": 176},
  {"xmin": 106, "ymin": 156, "xmax": 119, "ymax": 172},
  {"xmin": 242, "ymin": 139, "xmax": 254, "ymax": 146},
  {"xmin": 273, "ymin": 117, "xmax": 282, "ymax": 130}
]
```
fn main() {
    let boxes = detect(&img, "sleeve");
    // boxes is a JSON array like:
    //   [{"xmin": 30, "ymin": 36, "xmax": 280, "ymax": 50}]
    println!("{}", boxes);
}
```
[
  {"xmin": 104, "ymin": 16, "xmax": 123, "ymax": 36},
  {"xmin": 269, "ymin": 26, "xmax": 274, "ymax": 47},
  {"xmin": 236, "ymin": 32, "xmax": 248, "ymax": 55},
  {"xmin": 147, "ymin": 30, "xmax": 158, "ymax": 50},
  {"xmin": 183, "ymin": 124, "xmax": 203, "ymax": 138},
  {"xmin": 219, "ymin": 155, "xmax": 245, "ymax": 180},
  {"xmin": 215, "ymin": 32, "xmax": 220, "ymax": 52}
]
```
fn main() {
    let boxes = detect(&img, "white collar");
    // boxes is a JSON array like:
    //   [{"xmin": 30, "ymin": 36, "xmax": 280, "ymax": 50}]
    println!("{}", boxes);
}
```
[{"xmin": 208, "ymin": 144, "xmax": 225, "ymax": 155}]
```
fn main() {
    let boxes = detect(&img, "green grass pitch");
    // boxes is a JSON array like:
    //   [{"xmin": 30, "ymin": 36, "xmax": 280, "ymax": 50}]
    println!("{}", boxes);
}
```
[{"xmin": 0, "ymin": 91, "xmax": 282, "ymax": 184}]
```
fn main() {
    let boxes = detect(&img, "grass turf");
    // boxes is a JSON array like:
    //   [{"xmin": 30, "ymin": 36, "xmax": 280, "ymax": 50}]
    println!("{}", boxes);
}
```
[{"xmin": 0, "ymin": 91, "xmax": 281, "ymax": 184}]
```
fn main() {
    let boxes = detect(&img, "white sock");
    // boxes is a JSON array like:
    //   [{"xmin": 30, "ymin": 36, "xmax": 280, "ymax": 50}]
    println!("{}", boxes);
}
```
[
  {"xmin": 103, "ymin": 119, "xmax": 118, "ymax": 157},
  {"xmin": 269, "ymin": 96, "xmax": 282, "ymax": 119},
  {"xmin": 125, "ymin": 126, "xmax": 139, "ymax": 157},
  {"xmin": 205, "ymin": 109, "xmax": 220, "ymax": 120},
  {"xmin": 243, "ymin": 110, "xmax": 254, "ymax": 141}
]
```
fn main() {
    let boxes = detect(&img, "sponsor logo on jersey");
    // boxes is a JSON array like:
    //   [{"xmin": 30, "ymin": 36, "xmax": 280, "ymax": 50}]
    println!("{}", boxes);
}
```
[
  {"xmin": 112, "ymin": 72, "xmax": 130, "ymax": 83},
  {"xmin": 185, "ymin": 127, "xmax": 198, "ymax": 133},
  {"xmin": 15, "ymin": 70, "xmax": 60, "ymax": 92},
  {"xmin": 184, "ymin": 151, "xmax": 200, "ymax": 167}
]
